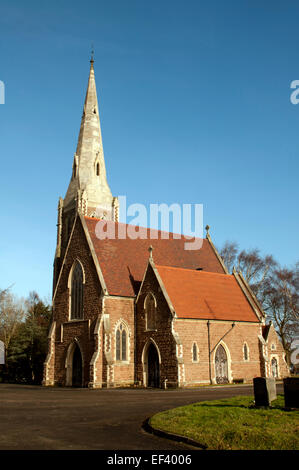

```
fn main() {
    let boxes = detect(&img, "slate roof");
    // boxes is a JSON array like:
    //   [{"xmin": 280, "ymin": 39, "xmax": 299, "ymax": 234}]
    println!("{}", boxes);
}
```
[
  {"xmin": 155, "ymin": 264, "xmax": 261, "ymax": 322},
  {"xmin": 84, "ymin": 217, "xmax": 226, "ymax": 297}
]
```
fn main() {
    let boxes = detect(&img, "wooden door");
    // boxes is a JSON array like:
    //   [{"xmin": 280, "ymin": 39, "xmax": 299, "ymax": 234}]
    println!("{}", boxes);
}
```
[
  {"xmin": 72, "ymin": 344, "xmax": 83, "ymax": 387},
  {"xmin": 147, "ymin": 343, "xmax": 160, "ymax": 388}
]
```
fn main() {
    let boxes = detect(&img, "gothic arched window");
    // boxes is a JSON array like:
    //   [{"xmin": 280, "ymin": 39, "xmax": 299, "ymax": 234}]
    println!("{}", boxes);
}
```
[
  {"xmin": 116, "ymin": 323, "xmax": 127, "ymax": 361},
  {"xmin": 145, "ymin": 293, "xmax": 156, "ymax": 330},
  {"xmin": 71, "ymin": 261, "xmax": 84, "ymax": 320},
  {"xmin": 96, "ymin": 162, "xmax": 100, "ymax": 176}
]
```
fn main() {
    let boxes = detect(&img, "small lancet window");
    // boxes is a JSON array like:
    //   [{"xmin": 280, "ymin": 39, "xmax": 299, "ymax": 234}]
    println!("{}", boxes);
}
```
[
  {"xmin": 73, "ymin": 164, "xmax": 77, "ymax": 179},
  {"xmin": 145, "ymin": 293, "xmax": 156, "ymax": 330},
  {"xmin": 192, "ymin": 343, "xmax": 198, "ymax": 362},
  {"xmin": 71, "ymin": 261, "xmax": 84, "ymax": 320},
  {"xmin": 116, "ymin": 323, "xmax": 127, "ymax": 361},
  {"xmin": 96, "ymin": 162, "xmax": 100, "ymax": 176},
  {"xmin": 244, "ymin": 343, "xmax": 249, "ymax": 361}
]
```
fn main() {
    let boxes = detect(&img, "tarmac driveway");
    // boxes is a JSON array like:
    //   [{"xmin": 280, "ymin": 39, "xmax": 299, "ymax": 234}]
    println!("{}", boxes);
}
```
[{"xmin": 0, "ymin": 383, "xmax": 283, "ymax": 450}]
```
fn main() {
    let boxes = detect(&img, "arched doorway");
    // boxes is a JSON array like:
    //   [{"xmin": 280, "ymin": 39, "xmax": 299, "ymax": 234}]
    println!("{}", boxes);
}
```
[
  {"xmin": 147, "ymin": 343, "xmax": 160, "ymax": 388},
  {"xmin": 72, "ymin": 343, "xmax": 83, "ymax": 387},
  {"xmin": 215, "ymin": 344, "xmax": 228, "ymax": 384}
]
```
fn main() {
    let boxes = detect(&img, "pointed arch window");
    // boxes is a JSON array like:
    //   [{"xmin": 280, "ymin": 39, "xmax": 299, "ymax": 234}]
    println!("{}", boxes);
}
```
[
  {"xmin": 96, "ymin": 162, "xmax": 100, "ymax": 176},
  {"xmin": 71, "ymin": 261, "xmax": 84, "ymax": 320},
  {"xmin": 243, "ymin": 343, "xmax": 249, "ymax": 361},
  {"xmin": 116, "ymin": 323, "xmax": 127, "ymax": 361},
  {"xmin": 192, "ymin": 343, "xmax": 198, "ymax": 362},
  {"xmin": 145, "ymin": 293, "xmax": 156, "ymax": 331}
]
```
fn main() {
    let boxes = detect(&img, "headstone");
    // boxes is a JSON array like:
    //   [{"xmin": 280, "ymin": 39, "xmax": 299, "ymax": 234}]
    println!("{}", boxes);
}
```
[
  {"xmin": 253, "ymin": 377, "xmax": 277, "ymax": 406},
  {"xmin": 0, "ymin": 340, "xmax": 5, "ymax": 365},
  {"xmin": 284, "ymin": 377, "xmax": 299, "ymax": 408}
]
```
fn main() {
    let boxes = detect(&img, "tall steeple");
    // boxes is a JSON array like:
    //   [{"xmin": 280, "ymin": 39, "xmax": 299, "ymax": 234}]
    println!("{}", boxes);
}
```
[
  {"xmin": 53, "ymin": 57, "xmax": 118, "ymax": 291},
  {"xmin": 64, "ymin": 56, "xmax": 118, "ymax": 220}
]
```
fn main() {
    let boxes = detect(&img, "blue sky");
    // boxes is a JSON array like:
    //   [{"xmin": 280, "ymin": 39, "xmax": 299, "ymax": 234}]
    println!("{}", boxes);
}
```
[{"xmin": 0, "ymin": 0, "xmax": 299, "ymax": 300}]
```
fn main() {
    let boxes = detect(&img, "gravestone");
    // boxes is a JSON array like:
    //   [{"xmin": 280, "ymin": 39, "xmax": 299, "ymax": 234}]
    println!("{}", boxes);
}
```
[
  {"xmin": 0, "ymin": 340, "xmax": 5, "ymax": 365},
  {"xmin": 253, "ymin": 377, "xmax": 277, "ymax": 406},
  {"xmin": 284, "ymin": 377, "xmax": 299, "ymax": 408}
]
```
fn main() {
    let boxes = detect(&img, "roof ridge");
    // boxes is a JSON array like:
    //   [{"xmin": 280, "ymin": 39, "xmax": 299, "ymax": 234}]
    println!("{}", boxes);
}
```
[{"xmin": 156, "ymin": 264, "xmax": 232, "ymax": 277}]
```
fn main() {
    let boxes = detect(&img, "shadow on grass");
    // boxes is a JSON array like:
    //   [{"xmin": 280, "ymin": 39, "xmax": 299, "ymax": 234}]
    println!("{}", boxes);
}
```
[
  {"xmin": 195, "ymin": 403, "xmax": 251, "ymax": 409},
  {"xmin": 193, "ymin": 395, "xmax": 287, "ymax": 411}
]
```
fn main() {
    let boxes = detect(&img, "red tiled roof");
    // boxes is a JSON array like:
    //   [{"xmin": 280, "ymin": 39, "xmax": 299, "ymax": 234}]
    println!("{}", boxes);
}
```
[
  {"xmin": 155, "ymin": 264, "xmax": 260, "ymax": 322},
  {"xmin": 84, "ymin": 217, "xmax": 226, "ymax": 297}
]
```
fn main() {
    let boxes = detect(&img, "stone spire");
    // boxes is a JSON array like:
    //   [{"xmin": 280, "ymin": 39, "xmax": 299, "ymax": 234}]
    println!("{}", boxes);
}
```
[{"xmin": 64, "ymin": 57, "xmax": 118, "ymax": 220}]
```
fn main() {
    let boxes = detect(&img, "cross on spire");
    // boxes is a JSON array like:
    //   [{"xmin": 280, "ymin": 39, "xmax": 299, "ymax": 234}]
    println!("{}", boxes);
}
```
[{"xmin": 90, "ymin": 43, "xmax": 95, "ymax": 64}]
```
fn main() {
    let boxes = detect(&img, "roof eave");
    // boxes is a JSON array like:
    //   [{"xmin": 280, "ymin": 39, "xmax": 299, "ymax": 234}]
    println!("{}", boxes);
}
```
[
  {"xmin": 206, "ymin": 233, "xmax": 229, "ymax": 274},
  {"xmin": 80, "ymin": 213, "xmax": 109, "ymax": 295},
  {"xmin": 233, "ymin": 269, "xmax": 264, "ymax": 323},
  {"xmin": 136, "ymin": 258, "xmax": 177, "ymax": 318}
]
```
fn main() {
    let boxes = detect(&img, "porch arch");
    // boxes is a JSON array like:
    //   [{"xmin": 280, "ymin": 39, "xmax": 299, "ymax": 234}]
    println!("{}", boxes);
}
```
[
  {"xmin": 141, "ymin": 339, "xmax": 161, "ymax": 388},
  {"xmin": 65, "ymin": 338, "xmax": 84, "ymax": 387}
]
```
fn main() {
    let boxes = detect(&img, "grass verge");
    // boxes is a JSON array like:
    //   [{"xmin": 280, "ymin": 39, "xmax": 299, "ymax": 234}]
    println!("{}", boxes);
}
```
[{"xmin": 149, "ymin": 395, "xmax": 299, "ymax": 450}]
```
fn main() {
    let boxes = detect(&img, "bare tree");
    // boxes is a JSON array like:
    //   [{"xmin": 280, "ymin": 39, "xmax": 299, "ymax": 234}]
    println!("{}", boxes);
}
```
[
  {"xmin": 219, "ymin": 242, "xmax": 277, "ymax": 299},
  {"xmin": 236, "ymin": 250, "xmax": 277, "ymax": 300},
  {"xmin": 218, "ymin": 241, "xmax": 239, "ymax": 273},
  {"xmin": 261, "ymin": 266, "xmax": 299, "ymax": 363},
  {"xmin": 219, "ymin": 241, "xmax": 299, "ymax": 363},
  {"xmin": 0, "ymin": 288, "xmax": 24, "ymax": 350}
]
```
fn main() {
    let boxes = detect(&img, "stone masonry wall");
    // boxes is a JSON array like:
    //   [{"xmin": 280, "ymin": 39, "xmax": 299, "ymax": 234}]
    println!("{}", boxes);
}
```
[
  {"xmin": 103, "ymin": 296, "xmax": 135, "ymax": 387},
  {"xmin": 136, "ymin": 265, "xmax": 178, "ymax": 388},
  {"xmin": 51, "ymin": 217, "xmax": 103, "ymax": 387},
  {"xmin": 175, "ymin": 319, "xmax": 262, "ymax": 385}
]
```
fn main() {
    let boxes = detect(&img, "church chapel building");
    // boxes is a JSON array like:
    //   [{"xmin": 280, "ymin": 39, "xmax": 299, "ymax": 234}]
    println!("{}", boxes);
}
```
[{"xmin": 43, "ymin": 59, "xmax": 289, "ymax": 388}]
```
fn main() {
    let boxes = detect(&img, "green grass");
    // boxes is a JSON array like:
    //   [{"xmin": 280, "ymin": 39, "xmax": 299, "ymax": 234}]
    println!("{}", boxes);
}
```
[{"xmin": 150, "ymin": 395, "xmax": 299, "ymax": 450}]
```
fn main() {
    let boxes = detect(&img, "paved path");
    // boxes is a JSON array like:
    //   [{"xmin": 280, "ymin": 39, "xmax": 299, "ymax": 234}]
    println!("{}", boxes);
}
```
[{"xmin": 0, "ymin": 383, "xmax": 283, "ymax": 450}]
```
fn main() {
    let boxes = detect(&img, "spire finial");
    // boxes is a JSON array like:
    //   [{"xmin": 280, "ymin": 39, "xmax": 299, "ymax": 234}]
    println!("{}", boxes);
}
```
[
  {"xmin": 90, "ymin": 43, "xmax": 95, "ymax": 64},
  {"xmin": 205, "ymin": 225, "xmax": 210, "ymax": 237},
  {"xmin": 148, "ymin": 245, "xmax": 154, "ymax": 260}
]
